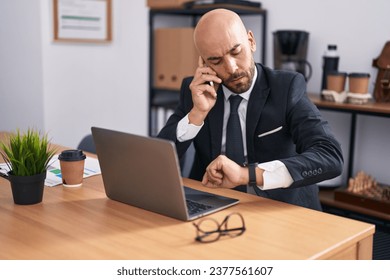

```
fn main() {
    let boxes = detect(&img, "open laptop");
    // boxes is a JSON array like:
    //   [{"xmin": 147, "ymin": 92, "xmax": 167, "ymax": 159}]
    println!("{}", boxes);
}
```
[{"xmin": 91, "ymin": 127, "xmax": 239, "ymax": 221}]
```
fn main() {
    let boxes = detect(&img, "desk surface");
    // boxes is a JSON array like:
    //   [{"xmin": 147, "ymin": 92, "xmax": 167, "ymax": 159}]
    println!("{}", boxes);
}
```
[{"xmin": 0, "ymin": 134, "xmax": 374, "ymax": 260}]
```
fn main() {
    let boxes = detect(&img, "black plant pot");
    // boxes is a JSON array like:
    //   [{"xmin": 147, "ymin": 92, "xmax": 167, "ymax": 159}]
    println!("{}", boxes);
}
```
[{"xmin": 8, "ymin": 172, "xmax": 46, "ymax": 205}]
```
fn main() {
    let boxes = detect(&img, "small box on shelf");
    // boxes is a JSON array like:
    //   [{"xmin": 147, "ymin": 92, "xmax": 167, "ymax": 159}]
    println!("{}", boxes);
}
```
[{"xmin": 147, "ymin": 0, "xmax": 191, "ymax": 9}]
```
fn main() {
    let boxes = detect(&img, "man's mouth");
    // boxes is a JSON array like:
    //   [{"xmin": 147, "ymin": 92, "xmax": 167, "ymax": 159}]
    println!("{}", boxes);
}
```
[
  {"xmin": 232, "ymin": 76, "xmax": 244, "ymax": 82},
  {"xmin": 228, "ymin": 74, "xmax": 245, "ymax": 83}
]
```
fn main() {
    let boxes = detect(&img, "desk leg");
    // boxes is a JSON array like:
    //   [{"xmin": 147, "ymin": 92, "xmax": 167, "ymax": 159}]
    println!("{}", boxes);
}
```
[
  {"xmin": 357, "ymin": 234, "xmax": 373, "ymax": 260},
  {"xmin": 347, "ymin": 113, "xmax": 357, "ymax": 181}
]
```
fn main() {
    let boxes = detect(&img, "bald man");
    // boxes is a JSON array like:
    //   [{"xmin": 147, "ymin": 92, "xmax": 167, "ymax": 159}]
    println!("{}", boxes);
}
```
[{"xmin": 157, "ymin": 9, "xmax": 343, "ymax": 210}]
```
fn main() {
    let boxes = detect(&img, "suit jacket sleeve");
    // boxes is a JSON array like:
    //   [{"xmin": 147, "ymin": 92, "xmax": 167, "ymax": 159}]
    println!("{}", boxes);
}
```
[{"xmin": 278, "ymin": 73, "xmax": 344, "ymax": 188}]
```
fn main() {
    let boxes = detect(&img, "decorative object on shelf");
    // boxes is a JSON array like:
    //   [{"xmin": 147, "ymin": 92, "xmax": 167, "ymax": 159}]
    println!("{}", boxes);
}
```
[
  {"xmin": 334, "ymin": 171, "xmax": 390, "ymax": 214},
  {"xmin": 347, "ymin": 171, "xmax": 378, "ymax": 193},
  {"xmin": 0, "ymin": 129, "xmax": 56, "ymax": 205},
  {"xmin": 372, "ymin": 41, "xmax": 390, "ymax": 102}
]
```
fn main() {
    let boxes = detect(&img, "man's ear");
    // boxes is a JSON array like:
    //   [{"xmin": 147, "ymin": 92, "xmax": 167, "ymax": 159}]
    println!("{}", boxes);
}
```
[{"xmin": 247, "ymin": 30, "xmax": 257, "ymax": 52}]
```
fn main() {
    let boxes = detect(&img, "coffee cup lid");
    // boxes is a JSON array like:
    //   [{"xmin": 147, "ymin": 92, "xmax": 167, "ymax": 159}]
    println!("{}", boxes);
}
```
[
  {"xmin": 58, "ymin": 149, "xmax": 86, "ymax": 161},
  {"xmin": 348, "ymin": 72, "xmax": 370, "ymax": 78}
]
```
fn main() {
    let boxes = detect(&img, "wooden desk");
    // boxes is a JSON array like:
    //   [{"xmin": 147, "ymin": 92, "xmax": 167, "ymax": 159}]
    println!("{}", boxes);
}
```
[
  {"xmin": 0, "ymin": 132, "xmax": 374, "ymax": 259},
  {"xmin": 0, "ymin": 174, "xmax": 374, "ymax": 260}
]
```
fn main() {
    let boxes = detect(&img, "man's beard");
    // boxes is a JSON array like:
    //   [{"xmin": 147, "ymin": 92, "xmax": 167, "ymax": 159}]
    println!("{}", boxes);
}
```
[{"xmin": 223, "ymin": 60, "xmax": 256, "ymax": 93}]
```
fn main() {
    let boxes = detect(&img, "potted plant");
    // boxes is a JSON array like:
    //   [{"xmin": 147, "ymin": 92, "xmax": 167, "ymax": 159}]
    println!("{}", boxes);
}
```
[{"xmin": 0, "ymin": 129, "xmax": 56, "ymax": 205}]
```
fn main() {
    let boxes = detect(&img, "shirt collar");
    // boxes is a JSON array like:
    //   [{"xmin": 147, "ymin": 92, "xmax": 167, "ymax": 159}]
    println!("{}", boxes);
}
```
[{"xmin": 222, "ymin": 66, "xmax": 258, "ymax": 101}]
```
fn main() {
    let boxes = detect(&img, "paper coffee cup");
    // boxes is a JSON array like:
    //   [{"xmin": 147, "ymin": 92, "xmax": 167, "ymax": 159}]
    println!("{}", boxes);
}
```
[
  {"xmin": 326, "ymin": 71, "xmax": 347, "ymax": 93},
  {"xmin": 58, "ymin": 149, "xmax": 86, "ymax": 187},
  {"xmin": 348, "ymin": 73, "xmax": 370, "ymax": 94}
]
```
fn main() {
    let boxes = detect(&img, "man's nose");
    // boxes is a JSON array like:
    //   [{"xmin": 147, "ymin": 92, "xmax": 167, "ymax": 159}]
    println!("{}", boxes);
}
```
[{"xmin": 224, "ymin": 57, "xmax": 238, "ymax": 74}]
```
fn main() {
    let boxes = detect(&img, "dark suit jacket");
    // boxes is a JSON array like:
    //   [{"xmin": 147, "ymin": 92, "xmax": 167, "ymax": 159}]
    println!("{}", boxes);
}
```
[{"xmin": 158, "ymin": 64, "xmax": 343, "ymax": 210}]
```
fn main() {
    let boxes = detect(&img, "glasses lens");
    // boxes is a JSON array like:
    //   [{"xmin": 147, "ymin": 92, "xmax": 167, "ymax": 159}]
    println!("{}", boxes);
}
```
[
  {"xmin": 225, "ymin": 213, "xmax": 245, "ymax": 237},
  {"xmin": 196, "ymin": 218, "xmax": 220, "ymax": 242}
]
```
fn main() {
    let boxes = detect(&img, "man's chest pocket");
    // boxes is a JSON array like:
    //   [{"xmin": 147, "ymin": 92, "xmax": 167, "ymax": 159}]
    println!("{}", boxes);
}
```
[
  {"xmin": 257, "ymin": 126, "xmax": 283, "ymax": 139},
  {"xmin": 254, "ymin": 125, "xmax": 294, "ymax": 159}
]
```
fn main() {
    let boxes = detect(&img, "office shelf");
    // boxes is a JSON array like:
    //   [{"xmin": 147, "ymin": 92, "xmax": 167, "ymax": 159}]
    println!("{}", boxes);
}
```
[
  {"xmin": 148, "ymin": 6, "xmax": 267, "ymax": 136},
  {"xmin": 309, "ymin": 94, "xmax": 390, "ymax": 182},
  {"xmin": 311, "ymin": 94, "xmax": 390, "ymax": 259}
]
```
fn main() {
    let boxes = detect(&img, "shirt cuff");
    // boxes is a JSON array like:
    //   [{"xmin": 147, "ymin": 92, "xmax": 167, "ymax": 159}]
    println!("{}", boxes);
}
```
[
  {"xmin": 256, "ymin": 160, "xmax": 294, "ymax": 190},
  {"xmin": 177, "ymin": 114, "xmax": 203, "ymax": 142}
]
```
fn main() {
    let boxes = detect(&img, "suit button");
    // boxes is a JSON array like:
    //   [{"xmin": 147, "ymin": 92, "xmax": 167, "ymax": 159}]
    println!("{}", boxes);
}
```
[
  {"xmin": 318, "ymin": 168, "xmax": 322, "ymax": 174},
  {"xmin": 313, "ymin": 169, "xmax": 318, "ymax": 175},
  {"xmin": 308, "ymin": 170, "xmax": 313, "ymax": 176},
  {"xmin": 302, "ymin": 171, "xmax": 308, "ymax": 177}
]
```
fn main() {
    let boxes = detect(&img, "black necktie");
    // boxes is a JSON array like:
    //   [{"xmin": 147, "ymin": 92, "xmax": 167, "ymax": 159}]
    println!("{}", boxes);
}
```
[{"xmin": 225, "ymin": 95, "xmax": 246, "ymax": 192}]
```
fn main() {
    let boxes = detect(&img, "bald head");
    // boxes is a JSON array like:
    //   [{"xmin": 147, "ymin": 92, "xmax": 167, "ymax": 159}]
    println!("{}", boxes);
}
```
[{"xmin": 194, "ymin": 9, "xmax": 248, "ymax": 57}]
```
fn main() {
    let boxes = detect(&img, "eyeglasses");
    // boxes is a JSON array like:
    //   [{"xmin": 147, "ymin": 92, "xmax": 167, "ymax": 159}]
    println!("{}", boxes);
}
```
[{"xmin": 192, "ymin": 212, "xmax": 246, "ymax": 243}]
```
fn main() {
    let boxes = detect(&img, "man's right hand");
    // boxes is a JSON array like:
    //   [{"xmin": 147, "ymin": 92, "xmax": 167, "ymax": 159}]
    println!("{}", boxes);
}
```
[
  {"xmin": 202, "ymin": 155, "xmax": 248, "ymax": 189},
  {"xmin": 188, "ymin": 56, "xmax": 222, "ymax": 125}
]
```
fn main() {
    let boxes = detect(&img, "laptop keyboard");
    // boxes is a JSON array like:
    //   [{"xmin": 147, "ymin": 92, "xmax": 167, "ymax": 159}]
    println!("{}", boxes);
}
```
[{"xmin": 186, "ymin": 199, "xmax": 213, "ymax": 215}]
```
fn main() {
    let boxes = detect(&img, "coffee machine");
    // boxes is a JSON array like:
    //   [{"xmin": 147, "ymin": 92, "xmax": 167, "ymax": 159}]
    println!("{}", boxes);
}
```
[{"xmin": 273, "ymin": 30, "xmax": 312, "ymax": 81}]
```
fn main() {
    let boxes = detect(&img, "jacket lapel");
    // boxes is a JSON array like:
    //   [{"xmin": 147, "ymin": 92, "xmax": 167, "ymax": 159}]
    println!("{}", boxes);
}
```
[{"xmin": 246, "ymin": 64, "xmax": 270, "ymax": 162}]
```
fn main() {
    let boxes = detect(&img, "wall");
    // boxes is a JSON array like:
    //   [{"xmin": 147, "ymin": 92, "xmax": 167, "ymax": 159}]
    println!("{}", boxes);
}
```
[
  {"xmin": 0, "ymin": 0, "xmax": 148, "ymax": 149},
  {"xmin": 0, "ymin": 0, "xmax": 45, "ymax": 132},
  {"xmin": 0, "ymin": 0, "xmax": 389, "ymax": 185},
  {"xmin": 41, "ymin": 0, "xmax": 148, "ymax": 147}
]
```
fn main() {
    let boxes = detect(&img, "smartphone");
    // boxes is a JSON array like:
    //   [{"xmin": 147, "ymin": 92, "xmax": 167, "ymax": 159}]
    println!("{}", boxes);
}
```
[{"xmin": 200, "ymin": 56, "xmax": 215, "ymax": 87}]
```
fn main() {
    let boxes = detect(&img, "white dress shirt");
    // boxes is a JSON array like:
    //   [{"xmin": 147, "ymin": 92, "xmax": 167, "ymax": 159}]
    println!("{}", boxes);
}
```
[{"xmin": 176, "ymin": 67, "xmax": 293, "ymax": 192}]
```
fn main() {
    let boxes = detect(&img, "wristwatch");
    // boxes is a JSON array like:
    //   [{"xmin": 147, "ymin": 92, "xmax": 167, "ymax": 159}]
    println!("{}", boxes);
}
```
[{"xmin": 248, "ymin": 163, "xmax": 258, "ymax": 188}]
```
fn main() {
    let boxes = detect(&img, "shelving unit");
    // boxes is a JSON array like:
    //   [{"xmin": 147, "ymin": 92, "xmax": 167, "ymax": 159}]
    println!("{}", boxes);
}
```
[
  {"xmin": 309, "ymin": 94, "xmax": 390, "ymax": 183},
  {"xmin": 309, "ymin": 94, "xmax": 390, "ymax": 259},
  {"xmin": 148, "ymin": 6, "xmax": 267, "ymax": 136}
]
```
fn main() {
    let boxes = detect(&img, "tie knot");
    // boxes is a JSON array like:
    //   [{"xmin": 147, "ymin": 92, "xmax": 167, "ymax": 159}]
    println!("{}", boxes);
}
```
[{"xmin": 229, "ymin": 95, "xmax": 242, "ymax": 112}]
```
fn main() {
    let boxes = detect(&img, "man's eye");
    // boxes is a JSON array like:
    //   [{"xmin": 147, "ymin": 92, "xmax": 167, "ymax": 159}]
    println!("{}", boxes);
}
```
[{"xmin": 232, "ymin": 49, "xmax": 241, "ymax": 55}]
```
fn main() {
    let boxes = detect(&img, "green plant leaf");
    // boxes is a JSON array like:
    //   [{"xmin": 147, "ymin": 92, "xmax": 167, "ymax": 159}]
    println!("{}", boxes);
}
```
[{"xmin": 0, "ymin": 128, "xmax": 57, "ymax": 176}]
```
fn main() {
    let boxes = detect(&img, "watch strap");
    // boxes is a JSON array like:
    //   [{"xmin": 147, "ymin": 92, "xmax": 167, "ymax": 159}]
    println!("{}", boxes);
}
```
[{"xmin": 248, "ymin": 163, "xmax": 258, "ymax": 187}]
